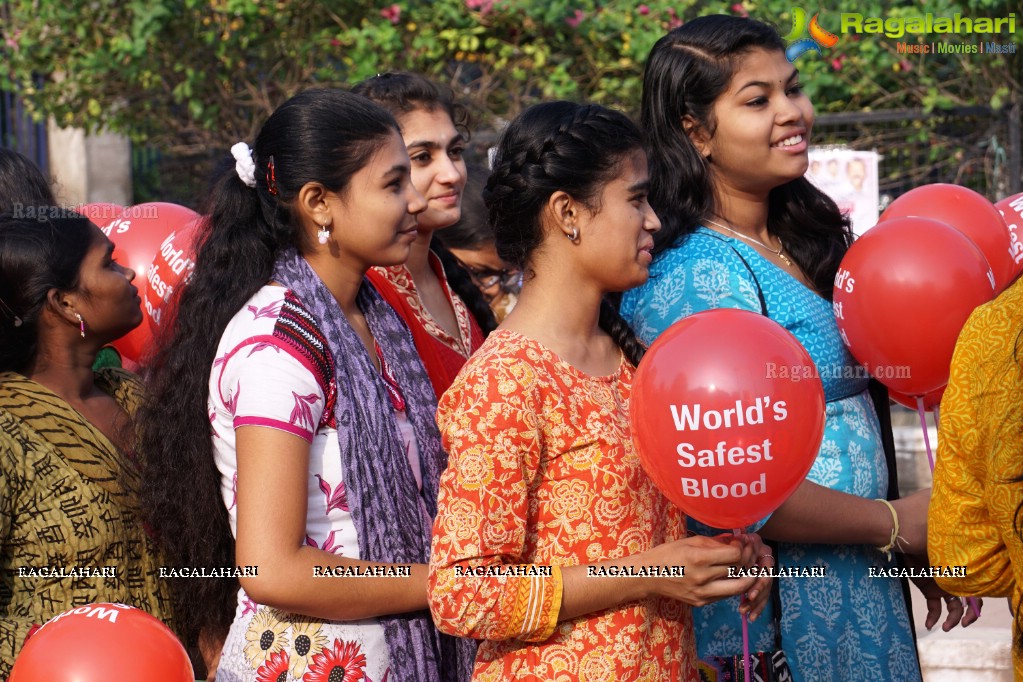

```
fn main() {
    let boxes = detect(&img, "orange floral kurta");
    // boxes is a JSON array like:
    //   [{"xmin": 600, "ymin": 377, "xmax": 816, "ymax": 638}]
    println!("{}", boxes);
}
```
[
  {"xmin": 428, "ymin": 330, "xmax": 697, "ymax": 681},
  {"xmin": 929, "ymin": 276, "xmax": 1023, "ymax": 679}
]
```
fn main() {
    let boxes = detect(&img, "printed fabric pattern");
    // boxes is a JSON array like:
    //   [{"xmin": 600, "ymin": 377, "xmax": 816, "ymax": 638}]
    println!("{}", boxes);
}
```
[
  {"xmin": 621, "ymin": 228, "xmax": 921, "ymax": 682},
  {"xmin": 0, "ymin": 369, "xmax": 173, "ymax": 678},
  {"xmin": 930, "ymin": 275, "xmax": 1023, "ymax": 680},
  {"xmin": 210, "ymin": 286, "xmax": 394, "ymax": 682},
  {"xmin": 429, "ymin": 330, "xmax": 698, "ymax": 682}
]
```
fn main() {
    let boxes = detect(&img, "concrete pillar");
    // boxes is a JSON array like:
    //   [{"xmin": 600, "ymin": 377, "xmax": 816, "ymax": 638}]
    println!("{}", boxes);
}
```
[{"xmin": 46, "ymin": 120, "xmax": 132, "ymax": 206}]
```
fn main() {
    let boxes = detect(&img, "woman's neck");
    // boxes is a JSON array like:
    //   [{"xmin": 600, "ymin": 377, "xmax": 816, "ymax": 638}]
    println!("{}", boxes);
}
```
[
  {"xmin": 26, "ymin": 345, "xmax": 99, "ymax": 402},
  {"xmin": 404, "ymin": 229, "xmax": 435, "ymax": 283},
  {"xmin": 713, "ymin": 188, "xmax": 771, "ymax": 239},
  {"xmin": 501, "ymin": 256, "xmax": 617, "ymax": 375},
  {"xmin": 303, "ymin": 251, "xmax": 366, "ymax": 317}
]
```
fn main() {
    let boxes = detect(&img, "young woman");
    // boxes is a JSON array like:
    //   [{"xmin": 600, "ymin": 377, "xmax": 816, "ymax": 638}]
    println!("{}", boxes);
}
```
[
  {"xmin": 435, "ymin": 163, "xmax": 521, "ymax": 323},
  {"xmin": 622, "ymin": 15, "xmax": 975, "ymax": 682},
  {"xmin": 427, "ymin": 101, "xmax": 772, "ymax": 681},
  {"xmin": 930, "ymin": 275, "xmax": 1023, "ymax": 679},
  {"xmin": 0, "ymin": 212, "xmax": 171, "ymax": 676},
  {"xmin": 352, "ymin": 73, "xmax": 496, "ymax": 398},
  {"xmin": 139, "ymin": 89, "xmax": 475, "ymax": 682}
]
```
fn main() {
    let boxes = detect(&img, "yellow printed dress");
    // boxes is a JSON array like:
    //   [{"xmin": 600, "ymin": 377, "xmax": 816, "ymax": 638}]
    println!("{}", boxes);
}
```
[
  {"xmin": 929, "ymin": 275, "xmax": 1023, "ymax": 680},
  {"xmin": 428, "ymin": 330, "xmax": 697, "ymax": 681},
  {"xmin": 0, "ymin": 369, "xmax": 173, "ymax": 677}
]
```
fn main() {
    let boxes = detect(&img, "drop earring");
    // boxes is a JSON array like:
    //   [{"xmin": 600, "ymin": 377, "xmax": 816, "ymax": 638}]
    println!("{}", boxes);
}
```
[
  {"xmin": 317, "ymin": 223, "xmax": 331, "ymax": 245},
  {"xmin": 75, "ymin": 313, "xmax": 85, "ymax": 338}
]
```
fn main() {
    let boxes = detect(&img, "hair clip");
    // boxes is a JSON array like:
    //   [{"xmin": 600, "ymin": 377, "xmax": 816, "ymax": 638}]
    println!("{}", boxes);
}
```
[{"xmin": 266, "ymin": 155, "xmax": 279, "ymax": 196}]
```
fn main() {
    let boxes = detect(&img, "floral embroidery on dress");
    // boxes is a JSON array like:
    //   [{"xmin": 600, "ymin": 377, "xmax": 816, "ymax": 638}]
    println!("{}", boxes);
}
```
[
  {"xmin": 303, "ymin": 639, "xmax": 368, "ymax": 682},
  {"xmin": 290, "ymin": 392, "xmax": 321, "ymax": 431},
  {"xmin": 371, "ymin": 264, "xmax": 474, "ymax": 357},
  {"xmin": 305, "ymin": 530, "xmax": 343, "ymax": 555},
  {"xmin": 315, "ymin": 475, "xmax": 349, "ymax": 514},
  {"xmin": 245, "ymin": 607, "xmax": 291, "ymax": 668},
  {"xmin": 255, "ymin": 649, "xmax": 291, "ymax": 682},
  {"xmin": 212, "ymin": 287, "xmax": 395, "ymax": 681},
  {"xmin": 289, "ymin": 620, "xmax": 331, "ymax": 679},
  {"xmin": 249, "ymin": 300, "xmax": 284, "ymax": 320},
  {"xmin": 429, "ymin": 330, "xmax": 697, "ymax": 681}
]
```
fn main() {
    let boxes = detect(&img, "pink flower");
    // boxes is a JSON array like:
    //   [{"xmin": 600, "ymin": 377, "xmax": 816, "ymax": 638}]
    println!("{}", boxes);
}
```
[
  {"xmin": 731, "ymin": 3, "xmax": 749, "ymax": 17},
  {"xmin": 667, "ymin": 8, "xmax": 683, "ymax": 29},
  {"xmin": 637, "ymin": 4, "xmax": 650, "ymax": 15},
  {"xmin": 330, "ymin": 38, "xmax": 341, "ymax": 47},
  {"xmin": 380, "ymin": 4, "xmax": 401, "ymax": 24},
  {"xmin": 466, "ymin": 0, "xmax": 494, "ymax": 11},
  {"xmin": 566, "ymin": 9, "xmax": 585, "ymax": 27}
]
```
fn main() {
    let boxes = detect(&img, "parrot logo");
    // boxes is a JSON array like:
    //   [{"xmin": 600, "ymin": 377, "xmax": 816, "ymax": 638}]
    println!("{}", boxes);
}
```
[{"xmin": 783, "ymin": 7, "xmax": 839, "ymax": 62}]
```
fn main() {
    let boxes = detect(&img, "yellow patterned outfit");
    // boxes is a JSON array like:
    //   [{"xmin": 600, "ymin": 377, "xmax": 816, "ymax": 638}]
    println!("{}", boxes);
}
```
[
  {"xmin": 0, "ymin": 369, "xmax": 173, "ymax": 677},
  {"xmin": 428, "ymin": 330, "xmax": 698, "ymax": 681},
  {"xmin": 929, "ymin": 276, "xmax": 1023, "ymax": 679}
]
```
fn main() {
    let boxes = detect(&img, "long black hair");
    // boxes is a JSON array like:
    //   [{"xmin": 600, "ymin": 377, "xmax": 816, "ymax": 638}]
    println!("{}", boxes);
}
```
[
  {"xmin": 353, "ymin": 72, "xmax": 497, "ymax": 335},
  {"xmin": 0, "ymin": 213, "xmax": 93, "ymax": 373},
  {"xmin": 484, "ymin": 100, "xmax": 647, "ymax": 366},
  {"xmin": 0, "ymin": 148, "xmax": 55, "ymax": 213},
  {"xmin": 137, "ymin": 89, "xmax": 402, "ymax": 650},
  {"xmin": 641, "ymin": 14, "xmax": 852, "ymax": 297}
]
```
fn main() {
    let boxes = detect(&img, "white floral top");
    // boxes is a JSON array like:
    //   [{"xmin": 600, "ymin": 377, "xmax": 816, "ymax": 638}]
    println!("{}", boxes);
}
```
[{"xmin": 209, "ymin": 285, "xmax": 418, "ymax": 682}]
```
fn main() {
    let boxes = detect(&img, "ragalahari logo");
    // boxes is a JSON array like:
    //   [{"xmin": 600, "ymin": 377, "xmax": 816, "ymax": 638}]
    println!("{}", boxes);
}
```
[{"xmin": 784, "ymin": 7, "xmax": 840, "ymax": 61}]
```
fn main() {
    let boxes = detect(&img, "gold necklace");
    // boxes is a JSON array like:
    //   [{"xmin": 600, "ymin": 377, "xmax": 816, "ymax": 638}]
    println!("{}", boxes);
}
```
[{"xmin": 704, "ymin": 217, "xmax": 793, "ymax": 267}]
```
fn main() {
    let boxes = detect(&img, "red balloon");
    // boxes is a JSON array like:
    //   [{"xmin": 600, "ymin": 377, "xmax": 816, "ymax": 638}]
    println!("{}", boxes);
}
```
[
  {"xmin": 102, "ymin": 203, "xmax": 199, "ymax": 362},
  {"xmin": 834, "ymin": 216, "xmax": 994, "ymax": 395},
  {"xmin": 995, "ymin": 192, "xmax": 1023, "ymax": 284},
  {"xmin": 889, "ymin": 384, "xmax": 945, "ymax": 411},
  {"xmin": 880, "ymin": 183, "xmax": 1013, "ymax": 291},
  {"xmin": 75, "ymin": 203, "xmax": 124, "ymax": 231},
  {"xmin": 9, "ymin": 603, "xmax": 192, "ymax": 682},
  {"xmin": 631, "ymin": 309, "xmax": 825, "ymax": 529},
  {"xmin": 146, "ymin": 217, "xmax": 200, "ymax": 332}
]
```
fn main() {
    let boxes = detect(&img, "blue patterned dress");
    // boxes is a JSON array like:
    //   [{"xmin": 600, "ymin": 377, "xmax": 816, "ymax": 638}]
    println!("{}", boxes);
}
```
[{"xmin": 621, "ymin": 227, "xmax": 921, "ymax": 682}]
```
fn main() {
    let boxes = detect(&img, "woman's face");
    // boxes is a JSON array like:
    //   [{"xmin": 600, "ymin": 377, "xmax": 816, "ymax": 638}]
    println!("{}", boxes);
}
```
[
  {"xmin": 696, "ymin": 48, "xmax": 815, "ymax": 197},
  {"xmin": 328, "ymin": 129, "xmax": 427, "ymax": 270},
  {"xmin": 575, "ymin": 149, "xmax": 661, "ymax": 293},
  {"xmin": 397, "ymin": 107, "xmax": 467, "ymax": 232},
  {"xmin": 74, "ymin": 224, "xmax": 143, "ymax": 341}
]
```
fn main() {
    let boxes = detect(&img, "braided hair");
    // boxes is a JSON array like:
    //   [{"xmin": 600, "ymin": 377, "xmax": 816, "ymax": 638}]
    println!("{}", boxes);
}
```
[{"xmin": 484, "ymin": 101, "xmax": 647, "ymax": 366}]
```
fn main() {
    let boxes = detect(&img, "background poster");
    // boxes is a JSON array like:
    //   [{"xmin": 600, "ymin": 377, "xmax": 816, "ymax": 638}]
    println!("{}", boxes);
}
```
[{"xmin": 807, "ymin": 148, "xmax": 880, "ymax": 236}]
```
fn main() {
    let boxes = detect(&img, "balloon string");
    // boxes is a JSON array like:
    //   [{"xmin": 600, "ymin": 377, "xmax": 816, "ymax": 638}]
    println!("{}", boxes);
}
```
[
  {"xmin": 916, "ymin": 397, "xmax": 981, "ymax": 620},
  {"xmin": 733, "ymin": 528, "xmax": 751, "ymax": 682}
]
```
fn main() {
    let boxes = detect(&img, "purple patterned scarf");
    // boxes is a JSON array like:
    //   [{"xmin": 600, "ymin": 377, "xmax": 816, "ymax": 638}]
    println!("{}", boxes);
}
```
[{"xmin": 272, "ymin": 248, "xmax": 476, "ymax": 682}]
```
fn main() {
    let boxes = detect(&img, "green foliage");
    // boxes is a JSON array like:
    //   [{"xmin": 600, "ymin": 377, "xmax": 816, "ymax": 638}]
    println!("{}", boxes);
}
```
[{"xmin": 0, "ymin": 0, "xmax": 1017, "ymax": 152}]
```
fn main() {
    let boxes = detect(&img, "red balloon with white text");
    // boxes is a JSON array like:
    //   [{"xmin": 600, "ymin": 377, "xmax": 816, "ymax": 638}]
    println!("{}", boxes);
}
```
[
  {"xmin": 146, "ymin": 218, "xmax": 200, "ymax": 332},
  {"xmin": 995, "ymin": 192, "xmax": 1023, "ymax": 284},
  {"xmin": 101, "ymin": 203, "xmax": 199, "ymax": 362},
  {"xmin": 9, "ymin": 603, "xmax": 192, "ymax": 682},
  {"xmin": 833, "ymin": 216, "xmax": 994, "ymax": 396},
  {"xmin": 631, "ymin": 309, "xmax": 825, "ymax": 530}
]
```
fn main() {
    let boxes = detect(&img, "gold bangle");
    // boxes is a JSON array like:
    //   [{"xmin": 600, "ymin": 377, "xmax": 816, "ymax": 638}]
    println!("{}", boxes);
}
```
[{"xmin": 875, "ymin": 498, "xmax": 900, "ymax": 560}]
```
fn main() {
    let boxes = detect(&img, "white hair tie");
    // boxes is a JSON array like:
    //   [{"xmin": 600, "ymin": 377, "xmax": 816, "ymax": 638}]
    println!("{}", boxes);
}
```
[{"xmin": 231, "ymin": 142, "xmax": 257, "ymax": 188}]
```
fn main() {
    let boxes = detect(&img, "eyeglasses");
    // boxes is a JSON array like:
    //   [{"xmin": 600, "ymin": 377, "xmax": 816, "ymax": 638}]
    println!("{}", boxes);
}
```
[{"xmin": 456, "ymin": 260, "xmax": 522, "ymax": 297}]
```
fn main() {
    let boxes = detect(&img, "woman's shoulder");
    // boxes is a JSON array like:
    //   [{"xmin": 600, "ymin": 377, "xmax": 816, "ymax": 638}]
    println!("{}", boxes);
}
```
[
  {"xmin": 652, "ymin": 228, "xmax": 750, "ymax": 270},
  {"xmin": 444, "ymin": 331, "xmax": 552, "ymax": 397}
]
